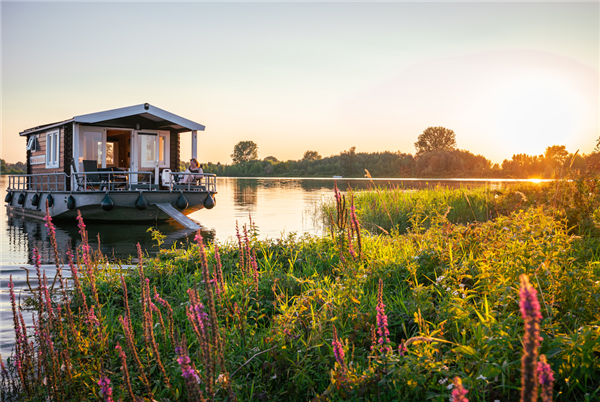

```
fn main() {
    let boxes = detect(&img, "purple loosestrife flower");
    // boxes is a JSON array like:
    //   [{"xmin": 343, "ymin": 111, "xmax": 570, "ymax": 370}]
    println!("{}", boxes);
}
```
[
  {"xmin": 43, "ymin": 208, "xmax": 56, "ymax": 238},
  {"xmin": 86, "ymin": 305, "xmax": 100, "ymax": 328},
  {"xmin": 398, "ymin": 341, "xmax": 408, "ymax": 356},
  {"xmin": 519, "ymin": 274, "xmax": 543, "ymax": 402},
  {"xmin": 451, "ymin": 377, "xmax": 469, "ymax": 402},
  {"xmin": 98, "ymin": 376, "xmax": 114, "ymax": 402},
  {"xmin": 115, "ymin": 343, "xmax": 135, "ymax": 400},
  {"xmin": 177, "ymin": 354, "xmax": 200, "ymax": 383},
  {"xmin": 376, "ymin": 279, "xmax": 391, "ymax": 354},
  {"xmin": 332, "ymin": 326, "xmax": 346, "ymax": 372},
  {"xmin": 537, "ymin": 354, "xmax": 554, "ymax": 402}
]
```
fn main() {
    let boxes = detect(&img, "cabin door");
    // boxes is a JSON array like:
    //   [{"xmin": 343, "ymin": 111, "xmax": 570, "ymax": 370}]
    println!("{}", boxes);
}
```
[{"xmin": 131, "ymin": 130, "xmax": 170, "ymax": 185}]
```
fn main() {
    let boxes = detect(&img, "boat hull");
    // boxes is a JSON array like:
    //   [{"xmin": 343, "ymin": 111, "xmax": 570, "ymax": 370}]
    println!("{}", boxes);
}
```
[{"xmin": 5, "ymin": 190, "xmax": 216, "ymax": 222}]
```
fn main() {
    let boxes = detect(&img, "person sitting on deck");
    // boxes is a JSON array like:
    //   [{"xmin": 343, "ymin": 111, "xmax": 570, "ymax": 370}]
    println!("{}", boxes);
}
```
[{"xmin": 181, "ymin": 158, "xmax": 203, "ymax": 184}]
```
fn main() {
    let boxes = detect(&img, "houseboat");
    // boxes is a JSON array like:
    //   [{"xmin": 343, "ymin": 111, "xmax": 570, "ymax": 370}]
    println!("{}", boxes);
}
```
[{"xmin": 4, "ymin": 103, "xmax": 216, "ymax": 229}]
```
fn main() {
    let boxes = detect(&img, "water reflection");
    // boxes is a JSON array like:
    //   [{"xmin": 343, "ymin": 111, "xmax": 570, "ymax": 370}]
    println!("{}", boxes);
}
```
[{"xmin": 4, "ymin": 213, "xmax": 214, "ymax": 265}]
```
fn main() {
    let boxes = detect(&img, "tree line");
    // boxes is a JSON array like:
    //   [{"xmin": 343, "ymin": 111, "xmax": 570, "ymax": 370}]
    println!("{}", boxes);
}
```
[
  {"xmin": 204, "ymin": 127, "xmax": 600, "ymax": 178},
  {"xmin": 0, "ymin": 159, "xmax": 26, "ymax": 175}
]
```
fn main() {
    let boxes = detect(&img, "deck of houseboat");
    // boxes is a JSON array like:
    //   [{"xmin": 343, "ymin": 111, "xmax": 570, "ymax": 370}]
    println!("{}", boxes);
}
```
[{"xmin": 4, "ymin": 171, "xmax": 217, "ymax": 227}]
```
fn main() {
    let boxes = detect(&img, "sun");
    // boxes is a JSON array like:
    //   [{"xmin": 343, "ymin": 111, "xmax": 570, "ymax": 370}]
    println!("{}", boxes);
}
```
[{"xmin": 490, "ymin": 75, "xmax": 583, "ymax": 156}]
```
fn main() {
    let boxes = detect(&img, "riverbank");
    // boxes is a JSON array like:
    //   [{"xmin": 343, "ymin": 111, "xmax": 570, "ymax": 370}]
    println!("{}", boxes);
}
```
[{"xmin": 2, "ymin": 179, "xmax": 599, "ymax": 401}]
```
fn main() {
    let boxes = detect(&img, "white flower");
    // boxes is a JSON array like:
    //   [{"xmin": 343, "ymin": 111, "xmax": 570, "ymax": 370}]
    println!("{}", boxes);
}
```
[
  {"xmin": 447, "ymin": 383, "xmax": 454, "ymax": 390},
  {"xmin": 477, "ymin": 375, "xmax": 487, "ymax": 380},
  {"xmin": 462, "ymin": 294, "xmax": 466, "ymax": 299},
  {"xmin": 437, "ymin": 276, "xmax": 445, "ymax": 283},
  {"xmin": 453, "ymin": 291, "xmax": 458, "ymax": 296},
  {"xmin": 494, "ymin": 400, "xmax": 500, "ymax": 402},
  {"xmin": 439, "ymin": 378, "xmax": 448, "ymax": 384},
  {"xmin": 459, "ymin": 284, "xmax": 465, "ymax": 289}
]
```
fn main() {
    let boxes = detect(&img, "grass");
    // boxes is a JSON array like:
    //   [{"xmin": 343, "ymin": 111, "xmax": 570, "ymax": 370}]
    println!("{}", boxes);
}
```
[{"xmin": 2, "ymin": 176, "xmax": 599, "ymax": 401}]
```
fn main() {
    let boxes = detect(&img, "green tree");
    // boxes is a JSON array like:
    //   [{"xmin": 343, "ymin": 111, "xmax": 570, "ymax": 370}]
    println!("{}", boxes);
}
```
[
  {"xmin": 264, "ymin": 156, "xmax": 278, "ymax": 162},
  {"xmin": 302, "ymin": 150, "xmax": 322, "ymax": 161},
  {"xmin": 231, "ymin": 141, "xmax": 258, "ymax": 164},
  {"xmin": 414, "ymin": 126, "xmax": 457, "ymax": 156}
]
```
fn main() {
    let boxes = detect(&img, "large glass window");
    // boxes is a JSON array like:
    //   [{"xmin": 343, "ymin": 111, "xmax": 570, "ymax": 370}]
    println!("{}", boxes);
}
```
[
  {"xmin": 140, "ymin": 134, "xmax": 157, "ymax": 169},
  {"xmin": 83, "ymin": 131, "xmax": 103, "ymax": 167}
]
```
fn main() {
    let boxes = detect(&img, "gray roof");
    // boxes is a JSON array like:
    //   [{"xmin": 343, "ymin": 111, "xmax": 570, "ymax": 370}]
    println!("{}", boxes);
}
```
[{"xmin": 20, "ymin": 103, "xmax": 205, "ymax": 135}]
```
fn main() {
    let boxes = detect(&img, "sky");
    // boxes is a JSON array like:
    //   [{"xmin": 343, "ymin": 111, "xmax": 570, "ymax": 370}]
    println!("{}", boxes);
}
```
[{"xmin": 1, "ymin": 1, "xmax": 598, "ymax": 165}]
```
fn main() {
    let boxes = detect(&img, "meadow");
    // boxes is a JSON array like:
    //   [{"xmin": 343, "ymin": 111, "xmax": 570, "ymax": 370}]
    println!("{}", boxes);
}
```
[{"xmin": 2, "ymin": 176, "xmax": 599, "ymax": 401}]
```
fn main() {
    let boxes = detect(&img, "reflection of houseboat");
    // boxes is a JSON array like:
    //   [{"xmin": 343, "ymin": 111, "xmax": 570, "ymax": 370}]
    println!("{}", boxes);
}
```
[{"xmin": 4, "ymin": 103, "xmax": 216, "ymax": 229}]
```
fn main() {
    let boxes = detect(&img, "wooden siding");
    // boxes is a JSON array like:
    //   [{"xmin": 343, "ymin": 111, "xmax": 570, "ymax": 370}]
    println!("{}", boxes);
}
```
[
  {"xmin": 170, "ymin": 131, "xmax": 179, "ymax": 172},
  {"xmin": 30, "ymin": 127, "xmax": 65, "ymax": 175}
]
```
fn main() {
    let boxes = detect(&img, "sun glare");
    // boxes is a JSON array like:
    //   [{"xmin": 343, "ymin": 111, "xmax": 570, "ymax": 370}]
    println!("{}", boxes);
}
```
[{"xmin": 491, "ymin": 76, "xmax": 583, "ymax": 156}]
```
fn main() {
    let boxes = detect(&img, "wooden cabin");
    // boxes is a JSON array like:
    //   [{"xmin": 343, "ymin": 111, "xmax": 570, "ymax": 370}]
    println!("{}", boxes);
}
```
[{"xmin": 21, "ymin": 103, "xmax": 204, "ymax": 190}]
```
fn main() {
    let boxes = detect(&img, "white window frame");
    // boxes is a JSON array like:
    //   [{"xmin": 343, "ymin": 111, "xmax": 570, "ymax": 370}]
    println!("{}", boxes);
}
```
[
  {"xmin": 158, "ymin": 131, "xmax": 170, "ymax": 168},
  {"xmin": 45, "ymin": 130, "xmax": 60, "ymax": 168},
  {"xmin": 27, "ymin": 135, "xmax": 39, "ymax": 151}
]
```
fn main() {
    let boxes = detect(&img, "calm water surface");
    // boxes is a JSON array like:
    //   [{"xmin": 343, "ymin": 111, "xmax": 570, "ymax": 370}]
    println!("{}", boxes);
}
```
[{"xmin": 0, "ymin": 175, "xmax": 525, "ymax": 361}]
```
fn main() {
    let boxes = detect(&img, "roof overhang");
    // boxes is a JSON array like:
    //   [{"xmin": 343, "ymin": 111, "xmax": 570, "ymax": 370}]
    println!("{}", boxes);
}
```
[{"xmin": 20, "ymin": 103, "xmax": 205, "ymax": 136}]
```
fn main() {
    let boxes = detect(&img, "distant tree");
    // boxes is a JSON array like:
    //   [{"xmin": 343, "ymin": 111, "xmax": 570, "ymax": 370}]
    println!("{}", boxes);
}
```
[
  {"xmin": 544, "ymin": 145, "xmax": 569, "ymax": 167},
  {"xmin": 414, "ymin": 126, "xmax": 457, "ymax": 156},
  {"xmin": 302, "ymin": 150, "xmax": 322, "ymax": 161},
  {"xmin": 595, "ymin": 135, "xmax": 600, "ymax": 152},
  {"xmin": 264, "ymin": 156, "xmax": 278, "ymax": 162},
  {"xmin": 231, "ymin": 141, "xmax": 258, "ymax": 164}
]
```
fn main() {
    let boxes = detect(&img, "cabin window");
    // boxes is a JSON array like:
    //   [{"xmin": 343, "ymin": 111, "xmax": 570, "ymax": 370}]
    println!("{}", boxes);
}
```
[
  {"xmin": 45, "ymin": 130, "xmax": 60, "ymax": 168},
  {"xmin": 26, "ymin": 135, "xmax": 39, "ymax": 151}
]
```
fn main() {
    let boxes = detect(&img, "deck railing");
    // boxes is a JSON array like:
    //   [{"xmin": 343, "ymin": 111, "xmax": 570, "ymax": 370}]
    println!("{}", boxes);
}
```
[
  {"xmin": 169, "ymin": 173, "xmax": 217, "ymax": 192},
  {"xmin": 6, "ymin": 171, "xmax": 217, "ymax": 193},
  {"xmin": 7, "ymin": 173, "xmax": 68, "ymax": 192},
  {"xmin": 71, "ymin": 170, "xmax": 156, "ymax": 191}
]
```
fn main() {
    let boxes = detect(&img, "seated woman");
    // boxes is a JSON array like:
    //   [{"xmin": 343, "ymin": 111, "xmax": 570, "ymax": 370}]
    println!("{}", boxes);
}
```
[{"xmin": 181, "ymin": 158, "xmax": 203, "ymax": 184}]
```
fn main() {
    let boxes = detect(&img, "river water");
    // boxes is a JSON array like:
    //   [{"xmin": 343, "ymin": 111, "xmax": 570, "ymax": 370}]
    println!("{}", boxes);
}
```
[{"xmin": 0, "ymin": 175, "xmax": 530, "ymax": 363}]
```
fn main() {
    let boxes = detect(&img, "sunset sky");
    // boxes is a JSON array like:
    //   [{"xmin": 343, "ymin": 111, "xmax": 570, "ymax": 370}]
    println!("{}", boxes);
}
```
[{"xmin": 1, "ymin": 1, "xmax": 598, "ymax": 165}]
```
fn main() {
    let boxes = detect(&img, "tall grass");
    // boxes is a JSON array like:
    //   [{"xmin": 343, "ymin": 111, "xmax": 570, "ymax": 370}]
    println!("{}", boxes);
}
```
[{"xmin": 2, "ymin": 178, "xmax": 599, "ymax": 401}]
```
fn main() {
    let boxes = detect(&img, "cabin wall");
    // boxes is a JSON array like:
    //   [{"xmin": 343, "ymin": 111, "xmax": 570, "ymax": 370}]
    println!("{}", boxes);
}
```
[{"xmin": 30, "ymin": 127, "xmax": 65, "ymax": 175}]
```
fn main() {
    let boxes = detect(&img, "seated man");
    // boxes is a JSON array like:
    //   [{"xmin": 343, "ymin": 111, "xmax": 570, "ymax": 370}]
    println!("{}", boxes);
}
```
[{"xmin": 181, "ymin": 158, "xmax": 204, "ymax": 184}]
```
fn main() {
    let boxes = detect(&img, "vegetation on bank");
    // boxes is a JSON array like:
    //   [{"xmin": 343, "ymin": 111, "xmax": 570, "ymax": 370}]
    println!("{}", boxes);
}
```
[
  {"xmin": 200, "ymin": 130, "xmax": 600, "ymax": 178},
  {"xmin": 0, "ymin": 159, "xmax": 26, "ymax": 175},
  {"xmin": 2, "ymin": 176, "xmax": 600, "ymax": 401},
  {"xmin": 202, "ymin": 145, "xmax": 600, "ymax": 179}
]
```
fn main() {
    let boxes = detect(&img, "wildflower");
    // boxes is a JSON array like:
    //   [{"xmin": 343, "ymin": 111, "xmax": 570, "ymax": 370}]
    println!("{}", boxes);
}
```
[
  {"xmin": 451, "ymin": 377, "xmax": 469, "ymax": 402},
  {"xmin": 437, "ymin": 276, "xmax": 445, "ymax": 283},
  {"xmin": 537, "ymin": 354, "xmax": 555, "ymax": 402},
  {"xmin": 439, "ymin": 378, "xmax": 448, "ymax": 385},
  {"xmin": 519, "ymin": 274, "xmax": 543, "ymax": 402},
  {"xmin": 398, "ymin": 341, "xmax": 407, "ymax": 356},
  {"xmin": 98, "ymin": 376, "xmax": 114, "ymax": 402},
  {"xmin": 86, "ymin": 305, "xmax": 100, "ymax": 328},
  {"xmin": 376, "ymin": 279, "xmax": 391, "ymax": 353},
  {"xmin": 332, "ymin": 326, "xmax": 345, "ymax": 372},
  {"xmin": 476, "ymin": 375, "xmax": 486, "ymax": 381},
  {"xmin": 115, "ymin": 343, "xmax": 135, "ymax": 400}
]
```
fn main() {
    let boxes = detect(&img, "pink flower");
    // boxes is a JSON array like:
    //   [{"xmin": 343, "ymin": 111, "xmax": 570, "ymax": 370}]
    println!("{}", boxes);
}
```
[
  {"xmin": 332, "ymin": 326, "xmax": 345, "ymax": 372},
  {"xmin": 376, "ymin": 279, "xmax": 391, "ymax": 353},
  {"xmin": 451, "ymin": 377, "xmax": 469, "ymax": 402},
  {"xmin": 98, "ymin": 376, "xmax": 114, "ymax": 402}
]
